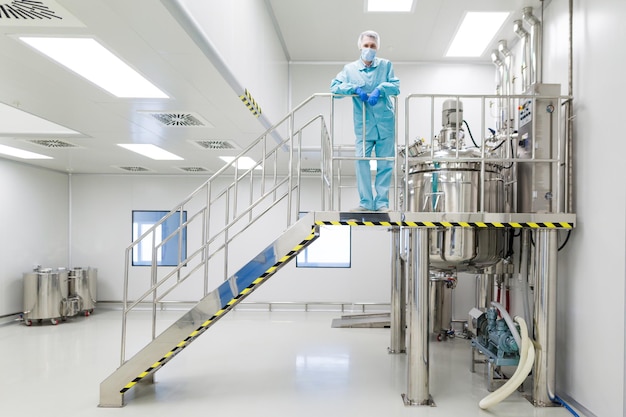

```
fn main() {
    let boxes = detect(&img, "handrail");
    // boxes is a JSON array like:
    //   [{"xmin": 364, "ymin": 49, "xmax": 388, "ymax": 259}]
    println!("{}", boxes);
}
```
[{"xmin": 120, "ymin": 95, "xmax": 337, "ymax": 364}]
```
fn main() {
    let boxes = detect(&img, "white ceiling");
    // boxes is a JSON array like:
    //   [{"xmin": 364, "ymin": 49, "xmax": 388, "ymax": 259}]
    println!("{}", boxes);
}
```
[{"xmin": 0, "ymin": 0, "xmax": 542, "ymax": 175}]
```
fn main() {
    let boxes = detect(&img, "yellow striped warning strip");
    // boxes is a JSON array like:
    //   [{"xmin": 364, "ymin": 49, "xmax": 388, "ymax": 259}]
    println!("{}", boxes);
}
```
[
  {"xmin": 315, "ymin": 220, "xmax": 573, "ymax": 229},
  {"xmin": 120, "ymin": 228, "xmax": 318, "ymax": 394},
  {"xmin": 239, "ymin": 88, "xmax": 261, "ymax": 118}
]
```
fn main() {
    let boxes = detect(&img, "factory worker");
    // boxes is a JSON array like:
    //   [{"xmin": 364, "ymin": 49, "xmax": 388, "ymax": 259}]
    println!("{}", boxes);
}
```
[{"xmin": 330, "ymin": 30, "xmax": 400, "ymax": 212}]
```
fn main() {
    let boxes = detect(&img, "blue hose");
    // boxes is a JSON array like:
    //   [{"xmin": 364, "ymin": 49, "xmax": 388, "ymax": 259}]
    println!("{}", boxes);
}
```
[{"xmin": 553, "ymin": 395, "xmax": 580, "ymax": 417}]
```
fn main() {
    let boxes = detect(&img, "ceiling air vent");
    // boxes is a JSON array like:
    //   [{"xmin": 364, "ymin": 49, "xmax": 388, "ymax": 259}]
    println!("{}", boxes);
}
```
[
  {"xmin": 115, "ymin": 166, "xmax": 151, "ymax": 173},
  {"xmin": 0, "ymin": 1, "xmax": 62, "ymax": 20},
  {"xmin": 26, "ymin": 139, "xmax": 79, "ymax": 148},
  {"xmin": 141, "ymin": 111, "xmax": 213, "ymax": 127},
  {"xmin": 177, "ymin": 166, "xmax": 210, "ymax": 173},
  {"xmin": 192, "ymin": 140, "xmax": 239, "ymax": 150}
]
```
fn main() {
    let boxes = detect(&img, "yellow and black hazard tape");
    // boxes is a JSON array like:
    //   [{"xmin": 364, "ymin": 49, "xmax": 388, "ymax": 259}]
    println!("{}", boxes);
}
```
[
  {"xmin": 315, "ymin": 220, "xmax": 573, "ymax": 229},
  {"xmin": 120, "ymin": 227, "xmax": 318, "ymax": 394},
  {"xmin": 239, "ymin": 88, "xmax": 261, "ymax": 118}
]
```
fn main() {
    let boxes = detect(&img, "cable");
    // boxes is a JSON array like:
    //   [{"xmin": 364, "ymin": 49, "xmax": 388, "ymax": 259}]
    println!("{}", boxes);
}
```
[
  {"xmin": 558, "ymin": 229, "xmax": 572, "ymax": 251},
  {"xmin": 463, "ymin": 120, "xmax": 480, "ymax": 148}
]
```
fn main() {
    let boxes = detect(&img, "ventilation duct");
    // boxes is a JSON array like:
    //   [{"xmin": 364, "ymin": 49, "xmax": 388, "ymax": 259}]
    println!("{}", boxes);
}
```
[
  {"xmin": 490, "ymin": 49, "xmax": 504, "ymax": 132},
  {"xmin": 141, "ymin": 111, "xmax": 213, "ymax": 127},
  {"xmin": 513, "ymin": 19, "xmax": 530, "ymax": 91},
  {"xmin": 115, "ymin": 166, "xmax": 151, "ymax": 172},
  {"xmin": 192, "ymin": 140, "xmax": 239, "ymax": 150},
  {"xmin": 522, "ymin": 7, "xmax": 542, "ymax": 85},
  {"xmin": 177, "ymin": 166, "xmax": 210, "ymax": 173},
  {"xmin": 0, "ymin": 0, "xmax": 61, "ymax": 20},
  {"xmin": 26, "ymin": 139, "xmax": 79, "ymax": 148}
]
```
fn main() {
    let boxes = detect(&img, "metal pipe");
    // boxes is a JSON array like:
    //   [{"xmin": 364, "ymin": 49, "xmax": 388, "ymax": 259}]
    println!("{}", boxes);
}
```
[
  {"xmin": 532, "ymin": 229, "xmax": 558, "ymax": 406},
  {"xmin": 403, "ymin": 228, "xmax": 432, "ymax": 406},
  {"xmin": 514, "ymin": 19, "xmax": 530, "ymax": 91},
  {"xmin": 475, "ymin": 273, "xmax": 494, "ymax": 311},
  {"xmin": 523, "ymin": 7, "xmax": 543, "ymax": 85},
  {"xmin": 567, "ymin": 0, "xmax": 574, "ymax": 213},
  {"xmin": 389, "ymin": 227, "xmax": 406, "ymax": 354},
  {"xmin": 498, "ymin": 40, "xmax": 514, "ymax": 133},
  {"xmin": 491, "ymin": 50, "xmax": 504, "ymax": 131}
]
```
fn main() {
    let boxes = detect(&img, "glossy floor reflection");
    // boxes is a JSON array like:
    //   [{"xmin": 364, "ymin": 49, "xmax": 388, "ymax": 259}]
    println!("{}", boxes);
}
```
[{"xmin": 0, "ymin": 308, "xmax": 578, "ymax": 417}]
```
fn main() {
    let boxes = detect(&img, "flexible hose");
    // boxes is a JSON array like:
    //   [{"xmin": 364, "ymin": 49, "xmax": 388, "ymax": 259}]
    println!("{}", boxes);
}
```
[
  {"xmin": 491, "ymin": 301, "xmax": 521, "ymax": 349},
  {"xmin": 479, "ymin": 316, "xmax": 535, "ymax": 410}
]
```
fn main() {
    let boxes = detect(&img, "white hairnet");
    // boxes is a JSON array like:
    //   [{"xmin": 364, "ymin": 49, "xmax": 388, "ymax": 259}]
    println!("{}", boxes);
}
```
[{"xmin": 357, "ymin": 30, "xmax": 380, "ymax": 49}]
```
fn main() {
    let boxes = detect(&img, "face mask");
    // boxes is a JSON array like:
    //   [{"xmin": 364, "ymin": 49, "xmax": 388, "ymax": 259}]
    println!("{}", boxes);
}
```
[{"xmin": 361, "ymin": 47, "xmax": 376, "ymax": 62}]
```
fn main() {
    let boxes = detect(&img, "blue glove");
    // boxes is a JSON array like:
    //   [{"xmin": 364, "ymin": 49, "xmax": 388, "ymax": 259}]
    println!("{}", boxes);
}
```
[
  {"xmin": 355, "ymin": 87, "xmax": 368, "ymax": 102},
  {"xmin": 368, "ymin": 88, "xmax": 381, "ymax": 106}
]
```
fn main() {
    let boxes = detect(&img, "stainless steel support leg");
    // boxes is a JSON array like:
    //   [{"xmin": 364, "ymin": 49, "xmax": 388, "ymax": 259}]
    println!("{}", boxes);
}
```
[
  {"xmin": 389, "ymin": 227, "xmax": 406, "ymax": 354},
  {"xmin": 532, "ymin": 229, "xmax": 558, "ymax": 406},
  {"xmin": 403, "ymin": 228, "xmax": 434, "ymax": 406}
]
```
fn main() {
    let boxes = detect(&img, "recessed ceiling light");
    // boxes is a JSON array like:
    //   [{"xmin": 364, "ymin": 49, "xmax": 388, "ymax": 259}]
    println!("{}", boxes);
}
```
[
  {"xmin": 220, "ymin": 156, "xmax": 261, "ymax": 170},
  {"xmin": 118, "ymin": 144, "xmax": 183, "ymax": 160},
  {"xmin": 446, "ymin": 12, "xmax": 510, "ymax": 57},
  {"xmin": 0, "ymin": 144, "xmax": 52, "ymax": 159},
  {"xmin": 367, "ymin": 0, "xmax": 414, "ymax": 12},
  {"xmin": 19, "ymin": 37, "xmax": 169, "ymax": 98}
]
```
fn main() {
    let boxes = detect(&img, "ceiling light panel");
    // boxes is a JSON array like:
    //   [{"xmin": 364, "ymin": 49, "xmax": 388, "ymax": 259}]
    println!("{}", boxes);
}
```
[
  {"xmin": 118, "ymin": 144, "xmax": 183, "ymax": 160},
  {"xmin": 446, "ymin": 12, "xmax": 510, "ymax": 57},
  {"xmin": 0, "ymin": 144, "xmax": 52, "ymax": 159},
  {"xmin": 19, "ymin": 37, "xmax": 169, "ymax": 98},
  {"xmin": 367, "ymin": 0, "xmax": 414, "ymax": 12}
]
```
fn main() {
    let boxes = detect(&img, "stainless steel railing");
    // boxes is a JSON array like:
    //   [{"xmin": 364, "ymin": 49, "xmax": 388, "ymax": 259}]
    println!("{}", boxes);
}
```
[{"xmin": 120, "ymin": 94, "xmax": 337, "ymax": 364}]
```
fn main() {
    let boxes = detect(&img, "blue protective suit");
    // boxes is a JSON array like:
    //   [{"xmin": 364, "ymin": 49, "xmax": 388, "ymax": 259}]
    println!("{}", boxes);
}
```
[{"xmin": 330, "ymin": 57, "xmax": 400, "ymax": 210}]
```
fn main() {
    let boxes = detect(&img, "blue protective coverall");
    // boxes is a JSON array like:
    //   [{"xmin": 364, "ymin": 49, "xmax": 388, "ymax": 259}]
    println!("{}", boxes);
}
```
[{"xmin": 330, "ymin": 57, "xmax": 400, "ymax": 211}]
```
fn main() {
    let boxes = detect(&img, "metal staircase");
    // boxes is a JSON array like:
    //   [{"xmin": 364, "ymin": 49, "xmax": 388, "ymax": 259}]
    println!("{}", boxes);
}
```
[
  {"xmin": 99, "ymin": 215, "xmax": 318, "ymax": 407},
  {"xmin": 99, "ymin": 94, "xmax": 341, "ymax": 407}
]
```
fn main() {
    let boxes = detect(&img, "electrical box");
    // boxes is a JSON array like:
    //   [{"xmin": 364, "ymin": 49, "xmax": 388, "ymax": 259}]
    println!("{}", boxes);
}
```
[{"xmin": 516, "ymin": 83, "xmax": 561, "ymax": 213}]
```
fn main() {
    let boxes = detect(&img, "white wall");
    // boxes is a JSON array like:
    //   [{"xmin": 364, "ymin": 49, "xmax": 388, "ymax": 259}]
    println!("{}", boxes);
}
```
[
  {"xmin": 0, "ymin": 159, "xmax": 68, "ymax": 316},
  {"xmin": 544, "ymin": 1, "xmax": 626, "ymax": 416},
  {"xmin": 69, "ymin": 173, "xmax": 391, "ymax": 304}
]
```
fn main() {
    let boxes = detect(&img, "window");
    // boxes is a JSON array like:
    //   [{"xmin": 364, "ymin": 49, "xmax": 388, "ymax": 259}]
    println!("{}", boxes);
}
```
[
  {"xmin": 296, "ymin": 220, "xmax": 351, "ymax": 268},
  {"xmin": 132, "ymin": 210, "xmax": 187, "ymax": 267}
]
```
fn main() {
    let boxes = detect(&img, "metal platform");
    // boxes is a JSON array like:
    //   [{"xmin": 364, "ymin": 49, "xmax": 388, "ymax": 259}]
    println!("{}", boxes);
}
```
[{"xmin": 314, "ymin": 211, "xmax": 576, "ymax": 229}]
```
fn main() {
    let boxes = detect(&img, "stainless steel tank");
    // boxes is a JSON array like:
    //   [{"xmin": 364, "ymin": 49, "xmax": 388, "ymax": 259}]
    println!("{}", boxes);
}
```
[
  {"xmin": 403, "ymin": 99, "xmax": 506, "ymax": 272},
  {"xmin": 23, "ymin": 268, "xmax": 69, "ymax": 325},
  {"xmin": 68, "ymin": 267, "xmax": 97, "ymax": 315},
  {"xmin": 405, "ymin": 148, "xmax": 506, "ymax": 272}
]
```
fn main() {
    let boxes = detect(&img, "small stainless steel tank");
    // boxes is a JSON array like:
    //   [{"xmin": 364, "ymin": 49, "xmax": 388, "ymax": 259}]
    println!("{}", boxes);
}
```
[
  {"xmin": 68, "ymin": 267, "xmax": 97, "ymax": 315},
  {"xmin": 23, "ymin": 268, "xmax": 69, "ymax": 325}
]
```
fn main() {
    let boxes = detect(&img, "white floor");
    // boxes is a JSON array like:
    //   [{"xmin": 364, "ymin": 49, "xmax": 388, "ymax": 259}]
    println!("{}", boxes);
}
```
[{"xmin": 1, "ymin": 307, "xmax": 579, "ymax": 417}]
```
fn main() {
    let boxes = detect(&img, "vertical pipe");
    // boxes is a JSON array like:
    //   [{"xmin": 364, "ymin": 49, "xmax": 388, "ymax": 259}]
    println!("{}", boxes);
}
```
[
  {"xmin": 514, "ymin": 20, "xmax": 530, "ymax": 92},
  {"xmin": 68, "ymin": 173, "xmax": 72, "ymax": 267},
  {"xmin": 532, "ymin": 229, "xmax": 558, "ymax": 406},
  {"xmin": 519, "ymin": 229, "xmax": 533, "ymax": 335},
  {"xmin": 329, "ymin": 95, "xmax": 335, "ymax": 210},
  {"xmin": 475, "ymin": 273, "xmax": 494, "ymax": 311},
  {"xmin": 523, "ymin": 7, "xmax": 542, "ymax": 85},
  {"xmin": 567, "ymin": 0, "xmax": 574, "ymax": 213},
  {"xmin": 389, "ymin": 227, "xmax": 406, "ymax": 353},
  {"xmin": 403, "ymin": 228, "xmax": 432, "ymax": 406},
  {"xmin": 491, "ymin": 50, "xmax": 504, "ymax": 132}
]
